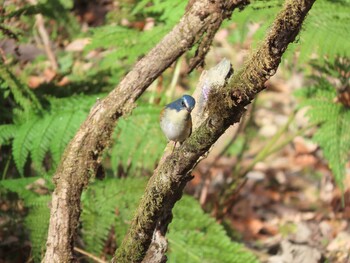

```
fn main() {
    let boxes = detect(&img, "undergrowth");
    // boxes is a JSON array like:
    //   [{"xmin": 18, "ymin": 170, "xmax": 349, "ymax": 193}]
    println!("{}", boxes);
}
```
[{"xmin": 296, "ymin": 56, "xmax": 350, "ymax": 188}]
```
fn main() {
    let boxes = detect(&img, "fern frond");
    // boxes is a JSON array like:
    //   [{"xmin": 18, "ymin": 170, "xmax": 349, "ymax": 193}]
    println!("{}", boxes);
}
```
[
  {"xmin": 0, "ymin": 124, "xmax": 17, "ymax": 145},
  {"xmin": 24, "ymin": 195, "xmax": 51, "ymax": 262},
  {"xmin": 231, "ymin": 0, "xmax": 350, "ymax": 61},
  {"xmin": 12, "ymin": 117, "xmax": 40, "ymax": 176},
  {"xmin": 30, "ymin": 114, "xmax": 57, "ymax": 172},
  {"xmin": 0, "ymin": 65, "xmax": 42, "ymax": 115},
  {"xmin": 48, "ymin": 94, "xmax": 103, "ymax": 166},
  {"xmin": 312, "ymin": 107, "xmax": 350, "ymax": 187},
  {"xmin": 0, "ymin": 177, "xmax": 41, "ymax": 200},
  {"xmin": 133, "ymin": 0, "xmax": 186, "ymax": 23},
  {"xmin": 0, "ymin": 177, "xmax": 52, "ymax": 261},
  {"xmin": 81, "ymin": 177, "xmax": 146, "ymax": 257},
  {"xmin": 48, "ymin": 111, "xmax": 77, "ymax": 166},
  {"xmin": 87, "ymin": 25, "xmax": 172, "ymax": 69},
  {"xmin": 168, "ymin": 196, "xmax": 258, "ymax": 263},
  {"xmin": 82, "ymin": 178, "xmax": 257, "ymax": 262},
  {"xmin": 299, "ymin": 0, "xmax": 350, "ymax": 60},
  {"xmin": 109, "ymin": 104, "xmax": 166, "ymax": 176},
  {"xmin": 86, "ymin": 0, "xmax": 185, "ymax": 70},
  {"xmin": 7, "ymin": 94, "xmax": 103, "ymax": 175},
  {"xmin": 297, "ymin": 57, "xmax": 350, "ymax": 188}
]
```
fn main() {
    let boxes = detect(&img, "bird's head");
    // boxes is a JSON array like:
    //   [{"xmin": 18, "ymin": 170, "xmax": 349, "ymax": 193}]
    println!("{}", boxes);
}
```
[
  {"xmin": 180, "ymin": 95, "xmax": 196, "ymax": 112},
  {"xmin": 163, "ymin": 95, "xmax": 196, "ymax": 115}
]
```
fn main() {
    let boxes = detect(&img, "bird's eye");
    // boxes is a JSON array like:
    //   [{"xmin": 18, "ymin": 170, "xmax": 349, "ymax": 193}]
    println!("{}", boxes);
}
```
[{"xmin": 181, "ymin": 101, "xmax": 186, "ymax": 107}]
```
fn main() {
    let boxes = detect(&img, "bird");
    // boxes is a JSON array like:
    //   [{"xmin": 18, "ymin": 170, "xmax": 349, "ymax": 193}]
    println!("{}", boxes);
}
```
[{"xmin": 160, "ymin": 95, "xmax": 196, "ymax": 151}]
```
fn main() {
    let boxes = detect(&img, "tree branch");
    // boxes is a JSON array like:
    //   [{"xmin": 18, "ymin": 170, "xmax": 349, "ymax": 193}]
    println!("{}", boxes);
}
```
[
  {"xmin": 43, "ymin": 0, "xmax": 246, "ymax": 262},
  {"xmin": 113, "ymin": 0, "xmax": 316, "ymax": 262}
]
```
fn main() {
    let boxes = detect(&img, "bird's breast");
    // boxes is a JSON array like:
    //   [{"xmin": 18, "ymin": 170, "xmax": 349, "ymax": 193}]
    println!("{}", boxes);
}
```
[{"xmin": 160, "ymin": 108, "xmax": 192, "ymax": 142}]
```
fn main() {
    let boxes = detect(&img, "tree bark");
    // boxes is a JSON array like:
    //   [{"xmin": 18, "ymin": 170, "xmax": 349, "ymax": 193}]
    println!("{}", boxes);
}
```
[
  {"xmin": 113, "ymin": 0, "xmax": 316, "ymax": 262},
  {"xmin": 43, "ymin": 0, "xmax": 247, "ymax": 262}
]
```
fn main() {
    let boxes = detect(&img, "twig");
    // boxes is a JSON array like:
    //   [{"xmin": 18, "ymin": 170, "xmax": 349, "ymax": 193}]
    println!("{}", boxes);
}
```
[
  {"xmin": 73, "ymin": 247, "xmax": 107, "ymax": 263},
  {"xmin": 222, "ymin": 121, "xmax": 315, "ymax": 215},
  {"xmin": 27, "ymin": 0, "xmax": 58, "ymax": 71},
  {"xmin": 199, "ymin": 101, "xmax": 255, "ymax": 206},
  {"xmin": 1, "ymin": 154, "xmax": 11, "ymax": 180},
  {"xmin": 240, "ymin": 109, "xmax": 297, "ymax": 176},
  {"xmin": 0, "ymin": 47, "xmax": 7, "ymax": 64},
  {"xmin": 167, "ymin": 56, "xmax": 183, "ymax": 102}
]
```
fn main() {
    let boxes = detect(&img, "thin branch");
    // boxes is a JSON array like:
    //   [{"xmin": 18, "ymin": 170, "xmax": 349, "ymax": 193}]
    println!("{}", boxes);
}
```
[
  {"xmin": 27, "ymin": 0, "xmax": 58, "ymax": 71},
  {"xmin": 241, "ymin": 110, "xmax": 297, "ymax": 176},
  {"xmin": 221, "ymin": 122, "xmax": 315, "ymax": 215},
  {"xmin": 73, "ymin": 247, "xmax": 107, "ymax": 263},
  {"xmin": 114, "ymin": 0, "xmax": 316, "ymax": 262},
  {"xmin": 199, "ymin": 101, "xmax": 255, "ymax": 206}
]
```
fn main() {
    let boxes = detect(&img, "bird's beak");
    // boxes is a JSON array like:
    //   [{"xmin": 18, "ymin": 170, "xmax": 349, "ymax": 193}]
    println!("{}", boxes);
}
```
[{"xmin": 186, "ymin": 107, "xmax": 192, "ymax": 113}]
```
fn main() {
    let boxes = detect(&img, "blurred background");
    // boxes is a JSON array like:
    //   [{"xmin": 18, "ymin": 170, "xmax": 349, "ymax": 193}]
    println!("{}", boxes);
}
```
[{"xmin": 0, "ymin": 0, "xmax": 349, "ymax": 262}]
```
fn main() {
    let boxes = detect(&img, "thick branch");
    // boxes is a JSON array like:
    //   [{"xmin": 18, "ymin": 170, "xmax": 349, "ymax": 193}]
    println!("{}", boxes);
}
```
[
  {"xmin": 114, "ymin": 0, "xmax": 316, "ymax": 262},
  {"xmin": 43, "ymin": 0, "xmax": 244, "ymax": 262}
]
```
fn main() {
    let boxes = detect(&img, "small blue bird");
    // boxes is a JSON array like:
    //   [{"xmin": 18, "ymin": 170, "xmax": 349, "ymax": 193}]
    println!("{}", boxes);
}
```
[{"xmin": 160, "ymin": 95, "xmax": 196, "ymax": 149}]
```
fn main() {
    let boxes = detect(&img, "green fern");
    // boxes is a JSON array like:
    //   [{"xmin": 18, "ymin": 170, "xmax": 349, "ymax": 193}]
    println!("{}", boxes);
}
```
[
  {"xmin": 0, "ymin": 177, "xmax": 52, "ymax": 261},
  {"xmin": 0, "ymin": 65, "xmax": 42, "ymax": 117},
  {"xmin": 24, "ymin": 195, "xmax": 51, "ymax": 261},
  {"xmin": 86, "ymin": 0, "xmax": 186, "ymax": 71},
  {"xmin": 81, "ymin": 177, "xmax": 146, "ymax": 257},
  {"xmin": 296, "ymin": 57, "xmax": 350, "ymax": 188},
  {"xmin": 1, "ymin": 177, "xmax": 257, "ymax": 262},
  {"xmin": 230, "ymin": 0, "xmax": 350, "ymax": 62},
  {"xmin": 0, "ymin": 93, "xmax": 104, "ymax": 175},
  {"xmin": 109, "ymin": 104, "xmax": 166, "ymax": 176},
  {"xmin": 168, "ymin": 196, "xmax": 257, "ymax": 263},
  {"xmin": 0, "ymin": 124, "xmax": 17, "ymax": 145},
  {"xmin": 86, "ymin": 24, "xmax": 173, "ymax": 69},
  {"xmin": 12, "ymin": 118, "xmax": 41, "ymax": 176},
  {"xmin": 82, "ymin": 178, "xmax": 257, "ymax": 262},
  {"xmin": 132, "ymin": 0, "xmax": 186, "ymax": 23},
  {"xmin": 0, "ymin": 177, "xmax": 43, "ymax": 200}
]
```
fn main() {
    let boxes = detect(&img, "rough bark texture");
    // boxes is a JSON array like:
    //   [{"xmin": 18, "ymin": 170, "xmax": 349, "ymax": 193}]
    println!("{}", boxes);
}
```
[
  {"xmin": 113, "ymin": 0, "xmax": 316, "ymax": 262},
  {"xmin": 43, "ymin": 0, "xmax": 246, "ymax": 262}
]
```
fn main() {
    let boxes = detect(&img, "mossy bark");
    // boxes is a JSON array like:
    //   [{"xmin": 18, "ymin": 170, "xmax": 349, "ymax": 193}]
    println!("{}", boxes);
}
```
[
  {"xmin": 114, "ymin": 0, "xmax": 316, "ymax": 262},
  {"xmin": 43, "ymin": 0, "xmax": 246, "ymax": 262}
]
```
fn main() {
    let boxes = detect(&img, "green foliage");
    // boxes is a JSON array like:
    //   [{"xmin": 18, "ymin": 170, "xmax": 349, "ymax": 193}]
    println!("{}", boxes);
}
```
[
  {"xmin": 296, "ymin": 57, "xmax": 350, "ymax": 188},
  {"xmin": 1, "ymin": 177, "xmax": 257, "ymax": 262},
  {"xmin": 230, "ymin": 0, "xmax": 350, "ymax": 62},
  {"xmin": 24, "ymin": 195, "xmax": 51, "ymax": 261},
  {"xmin": 81, "ymin": 177, "xmax": 146, "ymax": 257},
  {"xmin": 87, "ymin": 25, "xmax": 171, "ymax": 68},
  {"xmin": 0, "ymin": 65, "xmax": 42, "ymax": 118},
  {"xmin": 0, "ymin": 124, "xmax": 17, "ymax": 145},
  {"xmin": 1, "ymin": 0, "xmax": 79, "ymax": 41},
  {"xmin": 0, "ymin": 67, "xmax": 104, "ymax": 175},
  {"xmin": 81, "ymin": 177, "xmax": 257, "ymax": 262},
  {"xmin": 168, "ymin": 197, "xmax": 257, "ymax": 263},
  {"xmin": 85, "ymin": 0, "xmax": 186, "ymax": 72},
  {"xmin": 109, "ymin": 103, "xmax": 166, "ymax": 176},
  {"xmin": 0, "ymin": 177, "xmax": 52, "ymax": 261}
]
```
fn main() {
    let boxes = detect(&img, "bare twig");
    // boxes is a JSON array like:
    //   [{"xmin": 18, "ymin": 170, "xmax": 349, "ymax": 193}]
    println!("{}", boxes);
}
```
[
  {"xmin": 73, "ymin": 247, "xmax": 107, "ymax": 263},
  {"xmin": 27, "ymin": 0, "xmax": 58, "ymax": 71}
]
